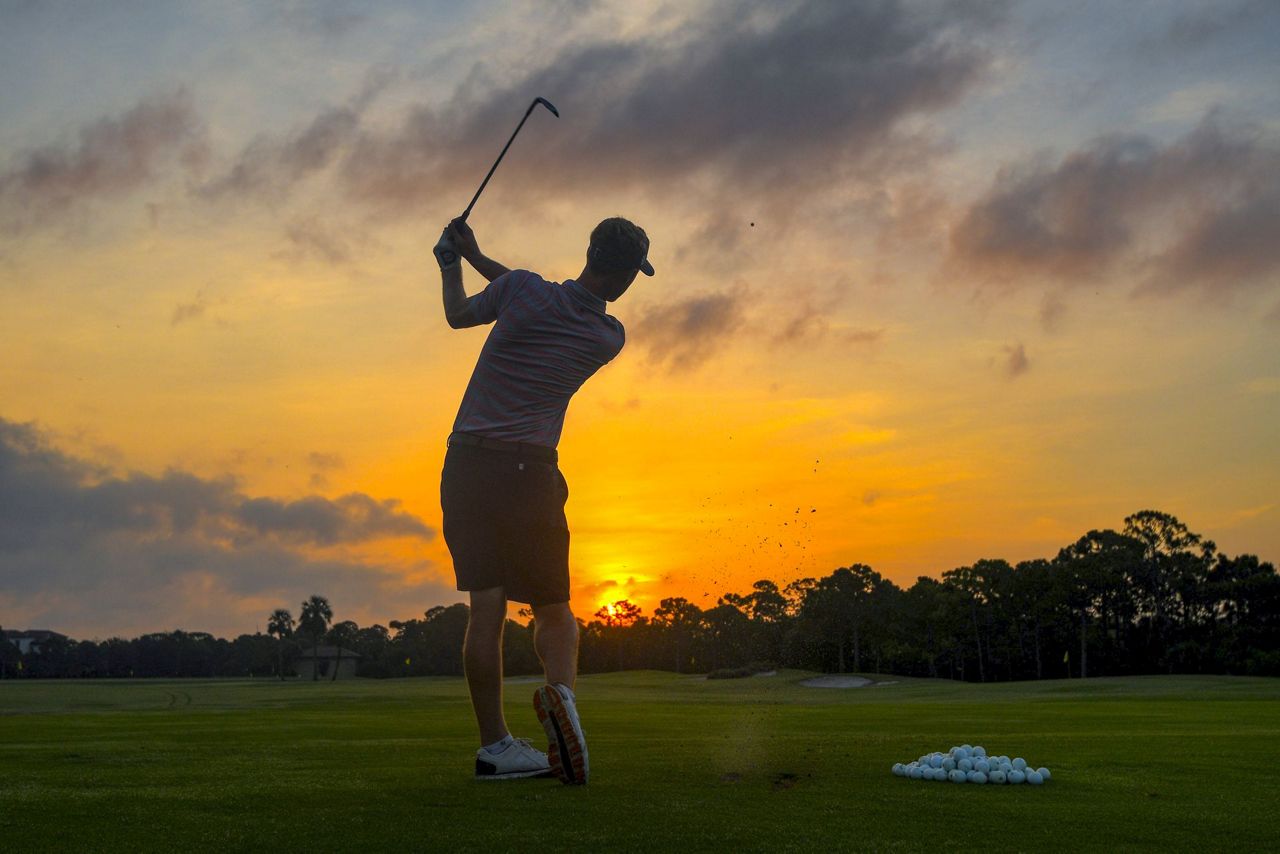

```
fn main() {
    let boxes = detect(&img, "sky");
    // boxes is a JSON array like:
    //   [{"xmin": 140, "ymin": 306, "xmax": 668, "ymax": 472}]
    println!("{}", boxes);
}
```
[{"xmin": 2, "ymin": 0, "xmax": 1278, "ymax": 640}]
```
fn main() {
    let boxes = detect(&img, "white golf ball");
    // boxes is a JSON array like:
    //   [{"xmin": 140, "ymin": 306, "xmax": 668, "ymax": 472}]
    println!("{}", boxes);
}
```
[
  {"xmin": 973, "ymin": 746, "xmax": 987, "ymax": 758},
  {"xmin": 1026, "ymin": 770, "xmax": 1044, "ymax": 785},
  {"xmin": 958, "ymin": 758, "xmax": 973, "ymax": 772},
  {"xmin": 929, "ymin": 755, "xmax": 943, "ymax": 769},
  {"xmin": 1037, "ymin": 767, "xmax": 1051, "ymax": 781},
  {"xmin": 975, "ymin": 759, "xmax": 990, "ymax": 774},
  {"xmin": 949, "ymin": 770, "xmax": 966, "ymax": 783},
  {"xmin": 1012, "ymin": 757, "xmax": 1027, "ymax": 771},
  {"xmin": 893, "ymin": 763, "xmax": 904, "ymax": 776},
  {"xmin": 969, "ymin": 771, "xmax": 987, "ymax": 784},
  {"xmin": 1008, "ymin": 770, "xmax": 1026, "ymax": 784},
  {"xmin": 989, "ymin": 770, "xmax": 1007, "ymax": 784},
  {"xmin": 909, "ymin": 767, "xmax": 925, "ymax": 780},
  {"xmin": 942, "ymin": 758, "xmax": 956, "ymax": 772}
]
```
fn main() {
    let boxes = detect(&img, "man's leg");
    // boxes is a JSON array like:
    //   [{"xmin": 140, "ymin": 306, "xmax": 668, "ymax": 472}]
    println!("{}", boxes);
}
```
[
  {"xmin": 531, "ymin": 601, "xmax": 588, "ymax": 784},
  {"xmin": 531, "ymin": 602, "xmax": 578, "ymax": 689},
  {"xmin": 464, "ymin": 586, "xmax": 508, "ymax": 745}
]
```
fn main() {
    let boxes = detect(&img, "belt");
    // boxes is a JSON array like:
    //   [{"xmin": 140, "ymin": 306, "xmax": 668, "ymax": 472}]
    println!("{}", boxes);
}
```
[{"xmin": 448, "ymin": 431, "xmax": 558, "ymax": 463}]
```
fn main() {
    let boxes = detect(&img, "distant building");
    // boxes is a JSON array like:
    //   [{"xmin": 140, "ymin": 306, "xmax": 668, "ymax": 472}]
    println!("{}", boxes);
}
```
[
  {"xmin": 296, "ymin": 646, "xmax": 361, "ymax": 680},
  {"xmin": 2, "ymin": 629, "xmax": 68, "ymax": 655}
]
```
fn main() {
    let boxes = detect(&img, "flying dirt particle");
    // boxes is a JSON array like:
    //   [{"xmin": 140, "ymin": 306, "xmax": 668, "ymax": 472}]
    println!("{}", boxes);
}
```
[{"xmin": 811, "ymin": 508, "xmax": 816, "ymax": 513}]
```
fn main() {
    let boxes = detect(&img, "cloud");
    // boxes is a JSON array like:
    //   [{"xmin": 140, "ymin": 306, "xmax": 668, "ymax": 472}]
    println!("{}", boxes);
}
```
[
  {"xmin": 198, "ymin": 65, "xmax": 395, "ymax": 204},
  {"xmin": 1138, "ymin": 0, "xmax": 1276, "ymax": 55},
  {"xmin": 0, "ymin": 416, "xmax": 443, "ymax": 637},
  {"xmin": 235, "ymin": 494, "xmax": 430, "ymax": 546},
  {"xmin": 0, "ymin": 90, "xmax": 204, "ymax": 233},
  {"xmin": 1000, "ymin": 342, "xmax": 1029, "ymax": 379},
  {"xmin": 199, "ymin": 105, "xmax": 362, "ymax": 203},
  {"xmin": 947, "ymin": 113, "xmax": 1280, "ymax": 303},
  {"xmin": 844, "ymin": 327, "xmax": 887, "ymax": 346},
  {"xmin": 281, "ymin": 216, "xmax": 357, "ymax": 265},
  {"xmin": 630, "ymin": 289, "xmax": 749, "ymax": 372},
  {"xmin": 171, "ymin": 290, "xmax": 209, "ymax": 326},
  {"xmin": 335, "ymin": 0, "xmax": 1002, "ymax": 214}
]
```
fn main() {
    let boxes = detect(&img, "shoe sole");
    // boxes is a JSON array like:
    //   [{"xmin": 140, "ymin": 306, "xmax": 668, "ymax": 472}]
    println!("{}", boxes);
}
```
[
  {"xmin": 534, "ymin": 686, "xmax": 588, "ymax": 785},
  {"xmin": 475, "ymin": 768, "xmax": 554, "ymax": 782}
]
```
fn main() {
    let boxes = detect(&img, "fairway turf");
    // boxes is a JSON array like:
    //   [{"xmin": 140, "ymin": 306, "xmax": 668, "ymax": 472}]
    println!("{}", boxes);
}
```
[{"xmin": 2, "ymin": 673, "xmax": 1278, "ymax": 852}]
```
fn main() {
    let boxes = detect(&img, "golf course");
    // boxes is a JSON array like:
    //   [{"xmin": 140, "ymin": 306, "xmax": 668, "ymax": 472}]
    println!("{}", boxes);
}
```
[{"xmin": 3, "ymin": 672, "xmax": 1278, "ymax": 851}]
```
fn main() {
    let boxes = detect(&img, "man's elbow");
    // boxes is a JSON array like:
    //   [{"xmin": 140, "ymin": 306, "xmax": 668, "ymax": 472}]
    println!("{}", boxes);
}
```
[{"xmin": 446, "ymin": 310, "xmax": 477, "ymax": 329}]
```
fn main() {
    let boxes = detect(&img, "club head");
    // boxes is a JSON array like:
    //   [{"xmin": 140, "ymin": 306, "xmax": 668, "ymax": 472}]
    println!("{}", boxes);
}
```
[{"xmin": 534, "ymin": 97, "xmax": 560, "ymax": 118}]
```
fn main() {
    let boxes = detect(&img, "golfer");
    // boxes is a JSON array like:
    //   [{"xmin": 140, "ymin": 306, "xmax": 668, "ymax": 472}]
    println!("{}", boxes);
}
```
[{"xmin": 433, "ymin": 216, "xmax": 653, "ymax": 784}]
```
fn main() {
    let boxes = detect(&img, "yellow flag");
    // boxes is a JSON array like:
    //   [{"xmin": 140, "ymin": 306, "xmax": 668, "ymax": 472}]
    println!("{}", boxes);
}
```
[
  {"xmin": 1063, "ymin": 651, "xmax": 1069, "ymax": 663},
  {"xmin": 405, "ymin": 657, "xmax": 411, "ymax": 666}
]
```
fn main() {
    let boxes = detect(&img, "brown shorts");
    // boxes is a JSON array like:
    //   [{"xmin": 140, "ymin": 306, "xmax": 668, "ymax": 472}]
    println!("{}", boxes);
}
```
[{"xmin": 440, "ymin": 440, "xmax": 570, "ymax": 606}]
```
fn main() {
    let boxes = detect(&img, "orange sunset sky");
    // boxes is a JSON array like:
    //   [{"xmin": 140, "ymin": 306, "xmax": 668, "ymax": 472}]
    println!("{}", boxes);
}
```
[{"xmin": 2, "ymin": 1, "xmax": 1278, "ymax": 639}]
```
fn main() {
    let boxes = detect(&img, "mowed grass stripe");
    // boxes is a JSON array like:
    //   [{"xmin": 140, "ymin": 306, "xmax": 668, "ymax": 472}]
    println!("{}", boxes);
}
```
[{"xmin": 1, "ymin": 674, "xmax": 1278, "ymax": 852}]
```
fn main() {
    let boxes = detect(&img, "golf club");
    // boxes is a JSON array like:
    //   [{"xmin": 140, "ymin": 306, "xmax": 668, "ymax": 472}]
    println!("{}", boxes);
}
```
[{"xmin": 461, "ymin": 96, "xmax": 559, "ymax": 222}]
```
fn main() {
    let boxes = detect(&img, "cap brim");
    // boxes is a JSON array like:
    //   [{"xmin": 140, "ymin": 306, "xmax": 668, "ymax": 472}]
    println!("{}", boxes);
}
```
[{"xmin": 639, "ymin": 258, "xmax": 655, "ymax": 276}]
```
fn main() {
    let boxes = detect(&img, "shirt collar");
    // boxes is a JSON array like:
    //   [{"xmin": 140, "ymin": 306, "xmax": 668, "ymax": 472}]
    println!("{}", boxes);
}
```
[{"xmin": 564, "ymin": 279, "xmax": 607, "ymax": 313}]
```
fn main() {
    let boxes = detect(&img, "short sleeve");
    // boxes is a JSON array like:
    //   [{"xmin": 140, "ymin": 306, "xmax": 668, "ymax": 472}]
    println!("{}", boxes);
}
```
[{"xmin": 470, "ymin": 270, "xmax": 526, "ymax": 324}]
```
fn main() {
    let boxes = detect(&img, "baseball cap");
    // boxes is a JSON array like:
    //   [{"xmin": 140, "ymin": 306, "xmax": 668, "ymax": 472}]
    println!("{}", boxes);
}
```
[{"xmin": 588, "ymin": 218, "xmax": 655, "ymax": 276}]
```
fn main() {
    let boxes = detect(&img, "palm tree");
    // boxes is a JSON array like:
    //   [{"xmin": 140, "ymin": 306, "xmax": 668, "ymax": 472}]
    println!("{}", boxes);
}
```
[
  {"xmin": 266, "ymin": 609, "xmax": 294, "ymax": 681},
  {"xmin": 326, "ymin": 620, "xmax": 359, "ymax": 682},
  {"xmin": 298, "ymin": 595, "xmax": 333, "ymax": 682}
]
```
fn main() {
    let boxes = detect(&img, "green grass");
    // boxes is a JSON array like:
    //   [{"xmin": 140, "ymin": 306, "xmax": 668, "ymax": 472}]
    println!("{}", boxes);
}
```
[{"xmin": 2, "ymin": 672, "xmax": 1278, "ymax": 852}]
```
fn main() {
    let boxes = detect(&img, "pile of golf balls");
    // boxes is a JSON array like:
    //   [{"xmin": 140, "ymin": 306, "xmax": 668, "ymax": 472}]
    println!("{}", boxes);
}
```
[{"xmin": 891, "ymin": 744, "xmax": 1052, "ymax": 785}]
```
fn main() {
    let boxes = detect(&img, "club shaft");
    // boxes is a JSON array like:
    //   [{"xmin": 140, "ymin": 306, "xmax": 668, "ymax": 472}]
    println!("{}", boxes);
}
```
[{"xmin": 459, "ymin": 101, "xmax": 538, "ymax": 223}]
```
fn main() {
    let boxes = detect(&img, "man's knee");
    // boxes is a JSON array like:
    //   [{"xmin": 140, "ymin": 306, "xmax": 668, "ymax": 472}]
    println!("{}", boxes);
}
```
[
  {"xmin": 468, "ymin": 587, "xmax": 507, "ymax": 630},
  {"xmin": 532, "ymin": 602, "xmax": 575, "ymax": 628}
]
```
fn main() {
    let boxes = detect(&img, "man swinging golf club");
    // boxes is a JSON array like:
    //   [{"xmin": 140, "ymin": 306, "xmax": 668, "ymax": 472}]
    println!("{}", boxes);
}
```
[{"xmin": 434, "ymin": 214, "xmax": 653, "ymax": 784}]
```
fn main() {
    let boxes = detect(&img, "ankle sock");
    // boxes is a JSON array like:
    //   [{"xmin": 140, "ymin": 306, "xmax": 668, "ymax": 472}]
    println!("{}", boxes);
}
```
[{"xmin": 482, "ymin": 734, "xmax": 514, "ymax": 755}]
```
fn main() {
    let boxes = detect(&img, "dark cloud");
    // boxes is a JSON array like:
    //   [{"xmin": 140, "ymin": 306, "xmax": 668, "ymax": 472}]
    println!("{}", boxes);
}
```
[
  {"xmin": 0, "ymin": 417, "xmax": 443, "ymax": 637},
  {"xmin": 236, "ymin": 494, "xmax": 429, "ymax": 546},
  {"xmin": 630, "ymin": 289, "xmax": 749, "ymax": 372},
  {"xmin": 281, "ymin": 216, "xmax": 356, "ymax": 265},
  {"xmin": 199, "ymin": 106, "xmax": 362, "ymax": 202},
  {"xmin": 1138, "ymin": 188, "xmax": 1280, "ymax": 297},
  {"xmin": 0, "ymin": 91, "xmax": 204, "ymax": 233},
  {"xmin": 948, "ymin": 113, "xmax": 1280, "ymax": 302},
  {"xmin": 1000, "ymin": 342, "xmax": 1029, "ymax": 379},
  {"xmin": 844, "ymin": 327, "xmax": 887, "ymax": 346},
  {"xmin": 1139, "ymin": 0, "xmax": 1277, "ymax": 55},
  {"xmin": 308, "ymin": 452, "xmax": 344, "ymax": 470},
  {"xmin": 171, "ymin": 290, "xmax": 209, "ymax": 326},
  {"xmin": 278, "ymin": 1, "xmax": 370, "ymax": 39},
  {"xmin": 336, "ymin": 0, "xmax": 1002, "ymax": 213},
  {"xmin": 198, "ymin": 65, "xmax": 395, "ymax": 204}
]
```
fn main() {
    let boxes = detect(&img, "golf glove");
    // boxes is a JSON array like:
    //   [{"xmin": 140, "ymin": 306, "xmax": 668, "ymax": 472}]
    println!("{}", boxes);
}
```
[{"xmin": 434, "ymin": 227, "xmax": 460, "ymax": 271}]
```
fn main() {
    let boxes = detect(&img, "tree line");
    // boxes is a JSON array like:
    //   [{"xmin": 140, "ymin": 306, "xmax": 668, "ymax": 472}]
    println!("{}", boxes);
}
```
[{"xmin": 4, "ymin": 510, "xmax": 1276, "ymax": 680}]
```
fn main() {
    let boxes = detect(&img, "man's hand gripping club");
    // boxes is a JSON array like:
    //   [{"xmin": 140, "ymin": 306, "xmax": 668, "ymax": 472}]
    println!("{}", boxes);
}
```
[{"xmin": 436, "ymin": 218, "xmax": 511, "ymax": 329}]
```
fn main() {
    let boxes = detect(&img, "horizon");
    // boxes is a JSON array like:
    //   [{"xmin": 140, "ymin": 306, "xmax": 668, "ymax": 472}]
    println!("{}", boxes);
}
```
[{"xmin": 2, "ymin": 1, "xmax": 1279, "ymax": 639}]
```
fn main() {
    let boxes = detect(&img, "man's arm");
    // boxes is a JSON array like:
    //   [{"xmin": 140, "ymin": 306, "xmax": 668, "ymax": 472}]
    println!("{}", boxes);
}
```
[
  {"xmin": 449, "ymin": 218, "xmax": 510, "ymax": 283},
  {"xmin": 434, "ymin": 219, "xmax": 516, "ymax": 329}
]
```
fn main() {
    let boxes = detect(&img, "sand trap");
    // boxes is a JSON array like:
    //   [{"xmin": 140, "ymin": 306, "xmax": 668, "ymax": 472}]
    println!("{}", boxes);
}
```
[
  {"xmin": 752, "ymin": 670, "xmax": 778, "ymax": 678},
  {"xmin": 801, "ymin": 675, "xmax": 873, "ymax": 689}
]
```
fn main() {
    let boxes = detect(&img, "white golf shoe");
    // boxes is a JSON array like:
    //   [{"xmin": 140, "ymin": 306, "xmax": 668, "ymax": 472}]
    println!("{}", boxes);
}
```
[
  {"xmin": 534, "ymin": 683, "xmax": 589, "ymax": 785},
  {"xmin": 474, "ymin": 736, "xmax": 552, "ymax": 780}
]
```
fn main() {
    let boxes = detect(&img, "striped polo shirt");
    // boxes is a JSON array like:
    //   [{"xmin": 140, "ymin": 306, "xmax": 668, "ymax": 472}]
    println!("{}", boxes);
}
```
[{"xmin": 452, "ymin": 269, "xmax": 625, "ymax": 449}]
